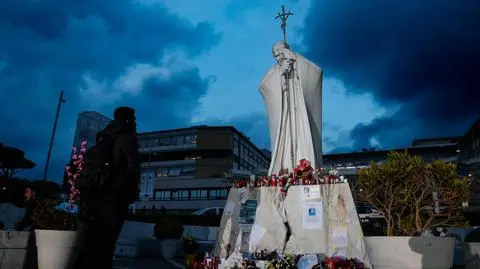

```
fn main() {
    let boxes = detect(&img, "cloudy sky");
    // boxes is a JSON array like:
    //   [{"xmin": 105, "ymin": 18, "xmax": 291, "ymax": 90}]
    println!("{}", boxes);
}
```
[{"xmin": 0, "ymin": 0, "xmax": 478, "ymax": 181}]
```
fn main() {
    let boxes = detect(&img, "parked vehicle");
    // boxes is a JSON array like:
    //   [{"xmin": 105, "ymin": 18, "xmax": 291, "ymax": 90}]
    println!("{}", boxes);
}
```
[
  {"xmin": 357, "ymin": 206, "xmax": 384, "ymax": 224},
  {"xmin": 191, "ymin": 207, "xmax": 224, "ymax": 216}
]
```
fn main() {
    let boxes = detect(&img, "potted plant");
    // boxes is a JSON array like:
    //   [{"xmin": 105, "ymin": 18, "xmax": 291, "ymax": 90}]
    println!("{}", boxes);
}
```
[
  {"xmin": 32, "ymin": 141, "xmax": 88, "ymax": 269},
  {"xmin": 153, "ymin": 216, "xmax": 184, "ymax": 259},
  {"xmin": 357, "ymin": 151, "xmax": 470, "ymax": 269},
  {"xmin": 183, "ymin": 233, "xmax": 199, "ymax": 268}
]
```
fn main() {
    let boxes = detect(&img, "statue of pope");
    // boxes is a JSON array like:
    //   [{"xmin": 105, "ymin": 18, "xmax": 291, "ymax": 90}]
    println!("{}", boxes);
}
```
[{"xmin": 259, "ymin": 42, "xmax": 323, "ymax": 175}]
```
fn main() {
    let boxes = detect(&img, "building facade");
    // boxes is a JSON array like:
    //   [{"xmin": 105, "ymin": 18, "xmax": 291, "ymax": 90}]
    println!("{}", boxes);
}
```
[
  {"xmin": 72, "ymin": 111, "xmax": 112, "ymax": 149},
  {"xmin": 135, "ymin": 125, "xmax": 270, "ymax": 212}
]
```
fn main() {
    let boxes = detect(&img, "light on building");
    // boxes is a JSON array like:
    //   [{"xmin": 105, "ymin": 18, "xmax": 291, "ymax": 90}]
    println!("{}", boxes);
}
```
[{"xmin": 456, "ymin": 149, "xmax": 461, "ymax": 153}]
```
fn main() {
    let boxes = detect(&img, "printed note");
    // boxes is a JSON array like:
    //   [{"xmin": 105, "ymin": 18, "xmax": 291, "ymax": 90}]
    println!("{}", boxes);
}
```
[
  {"xmin": 302, "ymin": 186, "xmax": 321, "ymax": 200},
  {"xmin": 302, "ymin": 202, "xmax": 323, "ymax": 230}
]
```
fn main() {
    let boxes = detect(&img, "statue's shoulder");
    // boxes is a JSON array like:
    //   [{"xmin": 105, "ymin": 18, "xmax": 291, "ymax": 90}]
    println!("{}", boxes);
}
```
[{"xmin": 294, "ymin": 53, "xmax": 323, "ymax": 74}]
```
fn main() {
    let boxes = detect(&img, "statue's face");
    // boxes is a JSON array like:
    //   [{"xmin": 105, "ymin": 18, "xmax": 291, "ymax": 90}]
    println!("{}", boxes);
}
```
[{"xmin": 272, "ymin": 42, "xmax": 285, "ymax": 63}]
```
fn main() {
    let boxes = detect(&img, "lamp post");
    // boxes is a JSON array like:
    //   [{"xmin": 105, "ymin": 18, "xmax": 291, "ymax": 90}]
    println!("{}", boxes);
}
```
[{"xmin": 42, "ymin": 90, "xmax": 66, "ymax": 181}]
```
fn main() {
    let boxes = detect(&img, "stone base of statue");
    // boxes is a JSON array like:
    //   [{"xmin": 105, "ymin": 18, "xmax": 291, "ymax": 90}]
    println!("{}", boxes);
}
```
[{"xmin": 213, "ymin": 184, "xmax": 372, "ymax": 268}]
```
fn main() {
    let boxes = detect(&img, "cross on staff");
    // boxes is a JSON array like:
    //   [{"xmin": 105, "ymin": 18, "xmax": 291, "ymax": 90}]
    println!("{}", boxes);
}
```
[{"xmin": 275, "ymin": 5, "xmax": 294, "ymax": 47}]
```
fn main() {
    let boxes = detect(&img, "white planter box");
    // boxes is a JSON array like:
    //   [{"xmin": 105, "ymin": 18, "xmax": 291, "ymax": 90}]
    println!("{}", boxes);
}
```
[
  {"xmin": 0, "ymin": 231, "xmax": 35, "ymax": 269},
  {"xmin": 463, "ymin": 242, "xmax": 480, "ymax": 269},
  {"xmin": 365, "ymin": 236, "xmax": 455, "ymax": 269},
  {"xmin": 35, "ymin": 230, "xmax": 82, "ymax": 269}
]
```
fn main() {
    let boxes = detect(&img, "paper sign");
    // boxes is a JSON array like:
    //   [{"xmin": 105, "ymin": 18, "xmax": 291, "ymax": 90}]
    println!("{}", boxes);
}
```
[
  {"xmin": 248, "ymin": 225, "xmax": 267, "ymax": 252},
  {"xmin": 240, "ymin": 230, "xmax": 250, "ymax": 252},
  {"xmin": 224, "ymin": 201, "xmax": 236, "ymax": 216},
  {"xmin": 238, "ymin": 200, "xmax": 258, "ymax": 224},
  {"xmin": 302, "ymin": 202, "xmax": 323, "ymax": 230},
  {"xmin": 332, "ymin": 226, "xmax": 348, "ymax": 246},
  {"xmin": 302, "ymin": 186, "xmax": 321, "ymax": 200}
]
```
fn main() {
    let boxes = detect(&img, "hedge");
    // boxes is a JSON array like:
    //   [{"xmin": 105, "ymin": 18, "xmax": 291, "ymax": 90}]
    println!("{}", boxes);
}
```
[{"xmin": 125, "ymin": 213, "xmax": 222, "ymax": 227}]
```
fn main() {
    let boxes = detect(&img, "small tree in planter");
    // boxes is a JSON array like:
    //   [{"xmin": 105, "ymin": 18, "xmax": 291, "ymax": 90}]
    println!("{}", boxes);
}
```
[
  {"xmin": 358, "ymin": 151, "xmax": 470, "ymax": 268},
  {"xmin": 153, "ymin": 216, "xmax": 184, "ymax": 259},
  {"xmin": 32, "ymin": 141, "xmax": 88, "ymax": 269},
  {"xmin": 358, "ymin": 151, "xmax": 470, "ymax": 236}
]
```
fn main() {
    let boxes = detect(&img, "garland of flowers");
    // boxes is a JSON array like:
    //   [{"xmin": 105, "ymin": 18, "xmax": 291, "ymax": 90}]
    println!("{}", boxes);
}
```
[
  {"xmin": 65, "ymin": 141, "xmax": 87, "ymax": 203},
  {"xmin": 234, "ymin": 159, "xmax": 347, "ymax": 197}
]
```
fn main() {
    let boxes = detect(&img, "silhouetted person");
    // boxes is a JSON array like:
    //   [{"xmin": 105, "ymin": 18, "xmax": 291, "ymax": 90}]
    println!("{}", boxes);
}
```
[
  {"xmin": 15, "ymin": 185, "xmax": 37, "ymax": 231},
  {"xmin": 74, "ymin": 107, "xmax": 140, "ymax": 269}
]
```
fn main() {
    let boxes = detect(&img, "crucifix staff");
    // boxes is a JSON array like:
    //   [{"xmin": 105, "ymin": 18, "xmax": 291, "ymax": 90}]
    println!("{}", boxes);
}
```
[{"xmin": 275, "ymin": 5, "xmax": 294, "ymax": 47}]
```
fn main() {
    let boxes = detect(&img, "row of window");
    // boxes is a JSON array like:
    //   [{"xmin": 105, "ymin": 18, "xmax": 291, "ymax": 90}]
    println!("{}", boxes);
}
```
[
  {"xmin": 154, "ymin": 166, "xmax": 196, "ymax": 178},
  {"xmin": 232, "ymin": 139, "xmax": 269, "ymax": 169},
  {"xmin": 139, "ymin": 135, "xmax": 197, "ymax": 148},
  {"xmin": 153, "ymin": 188, "xmax": 229, "ymax": 201}
]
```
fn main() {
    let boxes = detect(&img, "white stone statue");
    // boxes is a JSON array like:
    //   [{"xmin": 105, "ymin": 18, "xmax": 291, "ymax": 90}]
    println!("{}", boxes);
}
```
[{"xmin": 260, "ymin": 41, "xmax": 323, "ymax": 175}]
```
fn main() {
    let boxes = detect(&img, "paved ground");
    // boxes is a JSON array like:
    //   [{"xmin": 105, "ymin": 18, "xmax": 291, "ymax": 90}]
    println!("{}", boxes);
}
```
[{"xmin": 113, "ymin": 257, "xmax": 183, "ymax": 269}]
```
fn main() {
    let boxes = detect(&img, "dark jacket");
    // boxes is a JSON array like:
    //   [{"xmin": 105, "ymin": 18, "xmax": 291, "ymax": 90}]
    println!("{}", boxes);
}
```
[{"xmin": 95, "ymin": 121, "xmax": 140, "ymax": 204}]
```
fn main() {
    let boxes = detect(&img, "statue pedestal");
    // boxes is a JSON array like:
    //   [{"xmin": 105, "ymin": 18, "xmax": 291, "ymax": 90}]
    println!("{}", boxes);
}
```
[{"xmin": 213, "ymin": 184, "xmax": 371, "ymax": 267}]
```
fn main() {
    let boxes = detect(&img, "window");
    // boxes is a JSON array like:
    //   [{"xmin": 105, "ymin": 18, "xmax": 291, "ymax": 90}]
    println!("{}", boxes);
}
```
[
  {"xmin": 172, "ymin": 190, "xmax": 189, "ymax": 200},
  {"xmin": 158, "ymin": 137, "xmax": 172, "ymax": 146},
  {"xmin": 156, "ymin": 168, "xmax": 169, "ymax": 178},
  {"xmin": 174, "ymin": 136, "xmax": 184, "ymax": 145},
  {"xmin": 168, "ymin": 168, "xmax": 181, "ymax": 177},
  {"xmin": 233, "ymin": 140, "xmax": 239, "ymax": 155},
  {"xmin": 139, "ymin": 140, "xmax": 147, "ymax": 148},
  {"xmin": 154, "ymin": 190, "xmax": 171, "ymax": 201},
  {"xmin": 209, "ymin": 188, "xmax": 228, "ymax": 200},
  {"xmin": 191, "ymin": 190, "xmax": 200, "ymax": 200},
  {"xmin": 190, "ymin": 190, "xmax": 208, "ymax": 200},
  {"xmin": 233, "ymin": 162, "xmax": 239, "ymax": 170},
  {"xmin": 191, "ymin": 135, "xmax": 198, "ymax": 144},
  {"xmin": 181, "ymin": 166, "xmax": 196, "ymax": 176},
  {"xmin": 200, "ymin": 190, "xmax": 208, "ymax": 200}
]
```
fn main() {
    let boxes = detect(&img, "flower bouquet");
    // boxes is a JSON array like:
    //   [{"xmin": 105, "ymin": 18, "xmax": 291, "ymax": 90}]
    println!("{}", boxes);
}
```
[
  {"xmin": 234, "ymin": 159, "xmax": 347, "ymax": 197},
  {"xmin": 241, "ymin": 249, "xmax": 367, "ymax": 269}
]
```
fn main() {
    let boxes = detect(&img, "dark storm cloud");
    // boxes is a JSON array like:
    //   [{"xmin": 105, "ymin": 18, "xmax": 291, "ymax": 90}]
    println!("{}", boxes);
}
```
[
  {"xmin": 0, "ymin": 0, "xmax": 221, "ymax": 180},
  {"xmin": 303, "ymin": 1, "xmax": 480, "ymax": 150}
]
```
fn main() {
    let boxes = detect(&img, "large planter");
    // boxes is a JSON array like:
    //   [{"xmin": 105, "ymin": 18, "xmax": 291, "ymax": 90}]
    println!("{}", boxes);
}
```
[
  {"xmin": 463, "ymin": 243, "xmax": 480, "ymax": 269},
  {"xmin": 35, "ymin": 230, "xmax": 82, "ymax": 269},
  {"xmin": 159, "ymin": 239, "xmax": 180, "ymax": 259},
  {"xmin": 365, "ymin": 236, "xmax": 455, "ymax": 269},
  {"xmin": 0, "ymin": 231, "xmax": 36, "ymax": 269}
]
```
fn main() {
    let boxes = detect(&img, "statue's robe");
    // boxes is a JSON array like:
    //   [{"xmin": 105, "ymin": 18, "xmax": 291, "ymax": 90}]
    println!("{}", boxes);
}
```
[{"xmin": 260, "ymin": 53, "xmax": 323, "ymax": 175}]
